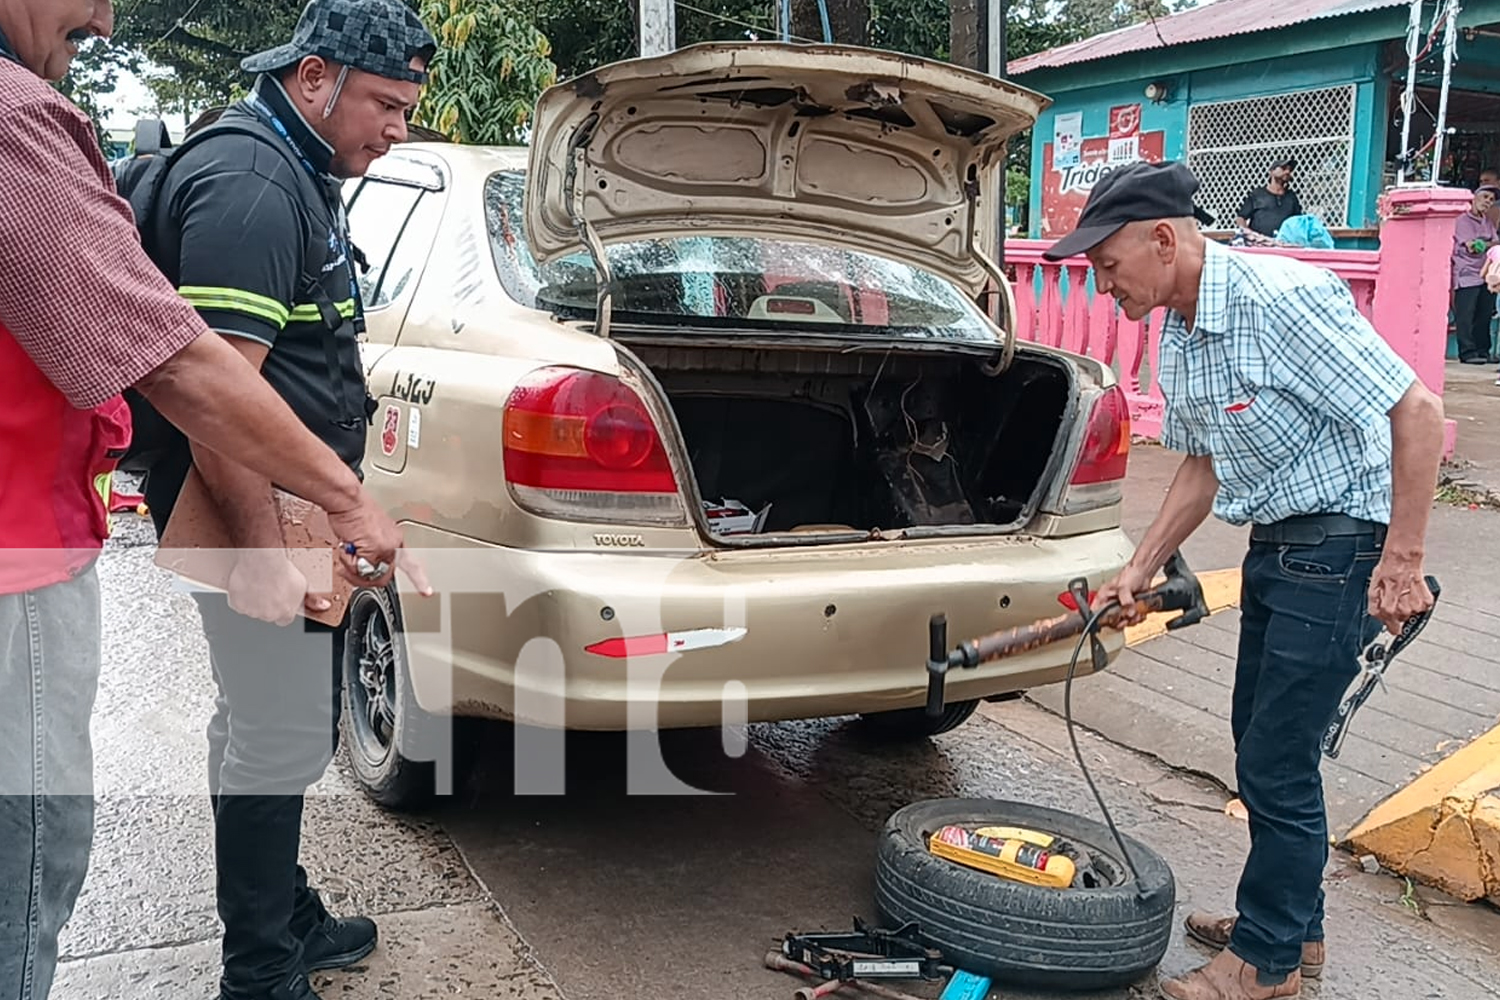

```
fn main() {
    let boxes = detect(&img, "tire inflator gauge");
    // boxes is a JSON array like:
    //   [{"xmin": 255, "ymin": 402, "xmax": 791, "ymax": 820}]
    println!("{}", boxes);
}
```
[{"xmin": 927, "ymin": 824, "xmax": 1076, "ymax": 889}]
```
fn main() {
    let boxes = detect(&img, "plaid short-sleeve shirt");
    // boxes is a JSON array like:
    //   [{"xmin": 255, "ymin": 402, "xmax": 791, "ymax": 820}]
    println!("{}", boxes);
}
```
[
  {"xmin": 1158, "ymin": 241, "xmax": 1415, "ymax": 527},
  {"xmin": 0, "ymin": 52, "xmax": 204, "ymax": 409}
]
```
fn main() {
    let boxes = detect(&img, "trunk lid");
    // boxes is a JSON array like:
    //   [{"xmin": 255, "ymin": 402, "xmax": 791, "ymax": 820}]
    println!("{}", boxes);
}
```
[{"xmin": 523, "ymin": 43, "xmax": 1050, "ymax": 297}]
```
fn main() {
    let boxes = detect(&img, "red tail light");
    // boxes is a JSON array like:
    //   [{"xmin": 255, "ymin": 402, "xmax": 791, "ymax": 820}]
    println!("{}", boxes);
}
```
[
  {"xmin": 1057, "ymin": 589, "xmax": 1095, "ymax": 611},
  {"xmin": 503, "ymin": 367, "xmax": 684, "ymax": 524},
  {"xmin": 1070, "ymin": 385, "xmax": 1131, "ymax": 486}
]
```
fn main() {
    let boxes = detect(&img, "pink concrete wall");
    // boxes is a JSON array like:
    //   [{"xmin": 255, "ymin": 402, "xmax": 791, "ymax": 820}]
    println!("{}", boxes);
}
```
[{"xmin": 1007, "ymin": 187, "xmax": 1468, "ymax": 455}]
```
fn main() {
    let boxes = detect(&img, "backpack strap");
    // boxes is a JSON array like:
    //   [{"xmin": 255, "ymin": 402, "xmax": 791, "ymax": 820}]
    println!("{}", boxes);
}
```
[
  {"xmin": 296, "ymin": 245, "xmax": 363, "ymax": 430},
  {"xmin": 151, "ymin": 117, "xmax": 366, "ymax": 429}
]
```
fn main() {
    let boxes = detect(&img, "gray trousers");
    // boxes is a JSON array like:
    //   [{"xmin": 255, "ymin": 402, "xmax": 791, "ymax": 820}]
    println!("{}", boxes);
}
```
[{"xmin": 0, "ymin": 567, "xmax": 101, "ymax": 1000}]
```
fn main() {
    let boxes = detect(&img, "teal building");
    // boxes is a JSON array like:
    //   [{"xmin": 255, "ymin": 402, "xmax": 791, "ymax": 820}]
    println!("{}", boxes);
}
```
[{"xmin": 1009, "ymin": 0, "xmax": 1500, "ymax": 248}]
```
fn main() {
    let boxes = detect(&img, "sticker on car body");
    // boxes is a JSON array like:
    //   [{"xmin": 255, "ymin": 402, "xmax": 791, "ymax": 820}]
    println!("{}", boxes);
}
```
[{"xmin": 380, "ymin": 404, "xmax": 400, "ymax": 456}]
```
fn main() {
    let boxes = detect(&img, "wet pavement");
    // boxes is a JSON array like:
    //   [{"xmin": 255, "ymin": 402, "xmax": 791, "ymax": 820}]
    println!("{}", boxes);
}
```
[
  {"xmin": 1441, "ymin": 360, "xmax": 1500, "ymax": 499},
  {"xmin": 52, "ymin": 469, "xmax": 1500, "ymax": 999}
]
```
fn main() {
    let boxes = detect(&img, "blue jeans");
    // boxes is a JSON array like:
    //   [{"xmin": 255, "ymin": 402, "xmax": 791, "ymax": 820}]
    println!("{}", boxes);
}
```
[
  {"xmin": 0, "ymin": 567, "xmax": 101, "ymax": 1000},
  {"xmin": 1228, "ymin": 528, "xmax": 1383, "ymax": 980}
]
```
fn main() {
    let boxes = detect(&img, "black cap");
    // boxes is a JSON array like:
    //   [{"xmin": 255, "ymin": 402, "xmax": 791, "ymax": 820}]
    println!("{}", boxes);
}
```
[
  {"xmin": 1273, "ymin": 157, "xmax": 1297, "ymax": 171},
  {"xmin": 242, "ymin": 0, "xmax": 437, "ymax": 84},
  {"xmin": 1043, "ymin": 160, "xmax": 1215, "ymax": 261}
]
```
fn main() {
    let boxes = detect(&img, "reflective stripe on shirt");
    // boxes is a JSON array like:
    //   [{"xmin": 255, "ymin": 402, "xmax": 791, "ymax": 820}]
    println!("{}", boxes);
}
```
[{"xmin": 179, "ymin": 286, "xmax": 292, "ymax": 329}]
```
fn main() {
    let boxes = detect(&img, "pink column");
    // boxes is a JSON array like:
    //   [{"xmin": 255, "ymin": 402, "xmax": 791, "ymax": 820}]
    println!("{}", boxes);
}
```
[{"xmin": 1371, "ymin": 186, "xmax": 1471, "ymax": 456}]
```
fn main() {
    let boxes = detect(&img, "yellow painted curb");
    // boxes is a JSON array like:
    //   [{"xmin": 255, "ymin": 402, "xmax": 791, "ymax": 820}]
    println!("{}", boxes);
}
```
[
  {"xmin": 1125, "ymin": 568, "xmax": 1242, "ymax": 647},
  {"xmin": 1342, "ymin": 727, "xmax": 1500, "ymax": 902}
]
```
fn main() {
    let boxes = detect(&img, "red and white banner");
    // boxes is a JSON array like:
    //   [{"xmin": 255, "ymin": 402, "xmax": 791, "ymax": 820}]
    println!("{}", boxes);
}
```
[
  {"xmin": 1108, "ymin": 103, "xmax": 1141, "ymax": 139},
  {"xmin": 1039, "ymin": 130, "xmax": 1166, "ymax": 239},
  {"xmin": 1107, "ymin": 103, "xmax": 1142, "ymax": 164}
]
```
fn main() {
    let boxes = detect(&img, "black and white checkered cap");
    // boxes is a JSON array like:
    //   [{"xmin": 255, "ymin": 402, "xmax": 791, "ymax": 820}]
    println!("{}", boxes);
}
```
[{"xmin": 241, "ymin": 0, "xmax": 437, "ymax": 84}]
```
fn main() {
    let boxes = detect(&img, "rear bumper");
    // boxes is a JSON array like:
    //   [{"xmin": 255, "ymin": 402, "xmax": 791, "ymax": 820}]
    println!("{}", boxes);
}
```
[{"xmin": 397, "ymin": 524, "xmax": 1134, "ymax": 730}]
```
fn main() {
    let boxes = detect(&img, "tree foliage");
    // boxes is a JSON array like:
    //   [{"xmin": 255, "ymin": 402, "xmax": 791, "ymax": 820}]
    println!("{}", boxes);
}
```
[
  {"xmin": 56, "ymin": 39, "xmax": 137, "ymax": 147},
  {"xmin": 412, "ymin": 0, "xmax": 557, "ymax": 144},
  {"xmin": 109, "ymin": 0, "xmax": 305, "ymax": 103},
  {"xmin": 88, "ymin": 0, "xmax": 1198, "ymax": 155},
  {"xmin": 534, "ymin": 0, "xmax": 793, "ymax": 83}
]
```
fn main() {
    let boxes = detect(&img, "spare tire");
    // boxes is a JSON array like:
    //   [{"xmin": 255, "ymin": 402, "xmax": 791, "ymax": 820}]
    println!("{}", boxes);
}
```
[{"xmin": 874, "ymin": 798, "xmax": 1175, "ymax": 992}]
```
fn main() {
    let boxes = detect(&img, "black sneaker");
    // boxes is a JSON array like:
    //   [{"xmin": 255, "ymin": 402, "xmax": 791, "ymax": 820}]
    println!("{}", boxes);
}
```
[
  {"xmin": 218, "ymin": 970, "xmax": 322, "ymax": 1000},
  {"xmin": 300, "ymin": 912, "xmax": 378, "ymax": 972}
]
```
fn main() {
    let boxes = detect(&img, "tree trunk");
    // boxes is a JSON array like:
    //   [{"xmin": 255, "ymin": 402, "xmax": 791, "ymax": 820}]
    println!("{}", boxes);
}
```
[
  {"xmin": 790, "ymin": 0, "xmax": 870, "ymax": 45},
  {"xmin": 950, "ymin": 0, "xmax": 980, "ymax": 69}
]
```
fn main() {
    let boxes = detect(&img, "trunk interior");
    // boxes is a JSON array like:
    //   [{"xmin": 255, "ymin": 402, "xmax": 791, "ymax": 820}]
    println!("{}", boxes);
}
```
[{"xmin": 620, "ymin": 338, "xmax": 1074, "ymax": 538}]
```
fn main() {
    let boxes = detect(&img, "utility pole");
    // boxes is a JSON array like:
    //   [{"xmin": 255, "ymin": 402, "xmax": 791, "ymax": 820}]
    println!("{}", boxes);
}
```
[
  {"xmin": 639, "ymin": 0, "xmax": 675, "ymax": 57},
  {"xmin": 1395, "ymin": 0, "xmax": 1423, "ymax": 184},
  {"xmin": 1431, "ymin": 0, "xmax": 1460, "ymax": 184},
  {"xmin": 950, "ymin": 1, "xmax": 1010, "ymax": 306},
  {"xmin": 987, "ymin": 0, "xmax": 1006, "ymax": 78},
  {"xmin": 985, "ymin": 0, "xmax": 1008, "ymax": 270}
]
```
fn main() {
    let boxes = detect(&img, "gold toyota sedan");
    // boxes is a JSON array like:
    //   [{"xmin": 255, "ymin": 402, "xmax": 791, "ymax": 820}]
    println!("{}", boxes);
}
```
[{"xmin": 339, "ymin": 43, "xmax": 1135, "ymax": 806}]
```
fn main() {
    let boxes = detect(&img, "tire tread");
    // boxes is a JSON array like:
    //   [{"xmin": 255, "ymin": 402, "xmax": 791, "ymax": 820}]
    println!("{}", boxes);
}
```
[{"xmin": 873, "ymin": 798, "xmax": 1174, "ymax": 991}]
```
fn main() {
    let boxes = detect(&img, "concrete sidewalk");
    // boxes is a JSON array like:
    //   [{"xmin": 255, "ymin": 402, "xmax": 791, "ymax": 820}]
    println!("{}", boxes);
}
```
[
  {"xmin": 1030, "ymin": 440, "xmax": 1500, "ymax": 837},
  {"xmin": 1441, "ymin": 360, "xmax": 1500, "ymax": 499}
]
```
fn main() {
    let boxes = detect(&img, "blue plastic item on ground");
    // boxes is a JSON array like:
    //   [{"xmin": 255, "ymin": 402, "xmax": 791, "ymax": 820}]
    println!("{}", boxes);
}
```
[{"xmin": 939, "ymin": 968, "xmax": 993, "ymax": 1000}]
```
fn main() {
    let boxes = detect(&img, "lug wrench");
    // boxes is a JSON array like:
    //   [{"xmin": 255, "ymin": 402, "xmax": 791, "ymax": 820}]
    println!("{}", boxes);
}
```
[
  {"xmin": 1322, "ymin": 575, "xmax": 1441, "ymax": 759},
  {"xmin": 924, "ymin": 550, "xmax": 1210, "ymax": 720}
]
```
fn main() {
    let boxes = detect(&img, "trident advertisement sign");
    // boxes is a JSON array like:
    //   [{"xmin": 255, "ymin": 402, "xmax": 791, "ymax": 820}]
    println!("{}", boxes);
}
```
[{"xmin": 1040, "ymin": 119, "xmax": 1166, "ymax": 240}]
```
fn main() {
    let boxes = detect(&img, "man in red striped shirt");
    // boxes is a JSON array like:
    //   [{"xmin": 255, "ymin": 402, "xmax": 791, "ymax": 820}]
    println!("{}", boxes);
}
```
[{"xmin": 0, "ymin": 4, "xmax": 423, "ymax": 997}]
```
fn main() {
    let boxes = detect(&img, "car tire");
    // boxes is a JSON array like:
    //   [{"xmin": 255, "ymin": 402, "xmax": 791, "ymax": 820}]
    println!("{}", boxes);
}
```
[
  {"xmin": 857, "ymin": 699, "xmax": 978, "ymax": 738},
  {"xmin": 342, "ymin": 585, "xmax": 470, "ymax": 811},
  {"xmin": 874, "ymin": 798, "xmax": 1175, "ymax": 992}
]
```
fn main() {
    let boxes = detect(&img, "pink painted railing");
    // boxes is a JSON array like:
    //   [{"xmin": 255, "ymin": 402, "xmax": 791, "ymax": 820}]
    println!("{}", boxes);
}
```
[
  {"xmin": 1004, "ymin": 186, "xmax": 1470, "ymax": 456},
  {"xmin": 1005, "ymin": 241, "xmax": 1382, "ymax": 439}
]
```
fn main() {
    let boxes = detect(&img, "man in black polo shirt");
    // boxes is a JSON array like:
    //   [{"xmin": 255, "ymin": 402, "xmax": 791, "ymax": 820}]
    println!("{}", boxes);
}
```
[
  {"xmin": 1235, "ymin": 158, "xmax": 1303, "ymax": 238},
  {"xmin": 139, "ymin": 2, "xmax": 437, "ymax": 998}
]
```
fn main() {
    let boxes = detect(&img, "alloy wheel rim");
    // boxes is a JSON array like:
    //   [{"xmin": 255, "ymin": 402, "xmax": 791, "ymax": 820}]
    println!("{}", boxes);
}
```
[{"xmin": 350, "ymin": 595, "xmax": 399, "ymax": 764}]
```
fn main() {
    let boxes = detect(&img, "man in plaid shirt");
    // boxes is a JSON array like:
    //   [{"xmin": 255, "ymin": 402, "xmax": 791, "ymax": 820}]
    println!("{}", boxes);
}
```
[
  {"xmin": 1045, "ymin": 161, "xmax": 1444, "ymax": 1000},
  {"xmin": 0, "ymin": 4, "xmax": 421, "ymax": 998}
]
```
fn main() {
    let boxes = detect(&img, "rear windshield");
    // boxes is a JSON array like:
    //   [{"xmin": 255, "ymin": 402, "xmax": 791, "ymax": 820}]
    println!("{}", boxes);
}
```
[{"xmin": 484, "ymin": 171, "xmax": 995, "ymax": 343}]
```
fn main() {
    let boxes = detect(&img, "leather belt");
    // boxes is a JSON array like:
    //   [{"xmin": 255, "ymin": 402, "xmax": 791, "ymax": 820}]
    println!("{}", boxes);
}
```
[{"xmin": 1249, "ymin": 513, "xmax": 1387, "ymax": 547}]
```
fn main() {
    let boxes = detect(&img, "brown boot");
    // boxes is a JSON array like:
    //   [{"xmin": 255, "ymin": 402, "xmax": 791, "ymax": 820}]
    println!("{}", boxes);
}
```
[
  {"xmin": 1159, "ymin": 949, "xmax": 1301, "ymax": 1000},
  {"xmin": 1183, "ymin": 913, "xmax": 1324, "ymax": 980}
]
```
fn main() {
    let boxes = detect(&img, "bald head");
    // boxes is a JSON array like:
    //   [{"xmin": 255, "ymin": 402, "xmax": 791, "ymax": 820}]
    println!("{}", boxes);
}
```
[{"xmin": 0, "ymin": 0, "xmax": 112, "ymax": 81}]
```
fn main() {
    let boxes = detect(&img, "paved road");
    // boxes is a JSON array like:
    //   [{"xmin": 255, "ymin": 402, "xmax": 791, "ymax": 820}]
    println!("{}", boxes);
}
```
[
  {"xmin": 54, "ymin": 505, "xmax": 1500, "ymax": 999},
  {"xmin": 1442, "ymin": 360, "xmax": 1500, "ymax": 497}
]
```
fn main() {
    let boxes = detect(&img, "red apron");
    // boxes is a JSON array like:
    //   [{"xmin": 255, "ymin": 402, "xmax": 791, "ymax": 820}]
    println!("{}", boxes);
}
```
[{"xmin": 0, "ymin": 320, "xmax": 131, "ymax": 594}]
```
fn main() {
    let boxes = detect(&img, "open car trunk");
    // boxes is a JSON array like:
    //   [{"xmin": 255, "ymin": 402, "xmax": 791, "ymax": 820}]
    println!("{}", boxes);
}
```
[{"xmin": 619, "ymin": 337, "xmax": 1074, "ymax": 540}]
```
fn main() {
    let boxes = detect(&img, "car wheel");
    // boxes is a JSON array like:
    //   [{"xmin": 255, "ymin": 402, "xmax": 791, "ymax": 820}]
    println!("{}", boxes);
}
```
[
  {"xmin": 874, "ymin": 798, "xmax": 1175, "ymax": 991},
  {"xmin": 857, "ymin": 699, "xmax": 978, "ymax": 738},
  {"xmin": 342, "ymin": 585, "xmax": 464, "ymax": 811}
]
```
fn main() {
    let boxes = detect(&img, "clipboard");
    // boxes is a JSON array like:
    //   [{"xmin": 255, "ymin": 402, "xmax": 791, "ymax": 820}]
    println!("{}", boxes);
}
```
[{"xmin": 153, "ymin": 468, "xmax": 353, "ymax": 627}]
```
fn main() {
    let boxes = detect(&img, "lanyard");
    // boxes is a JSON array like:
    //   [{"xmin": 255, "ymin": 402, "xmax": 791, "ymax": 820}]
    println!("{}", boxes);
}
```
[{"xmin": 246, "ymin": 94, "xmax": 365, "ymax": 321}]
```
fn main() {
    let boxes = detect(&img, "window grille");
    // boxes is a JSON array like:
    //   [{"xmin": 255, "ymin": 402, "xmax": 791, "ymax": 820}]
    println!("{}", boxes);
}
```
[{"xmin": 1187, "ymin": 85, "xmax": 1357, "ymax": 229}]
